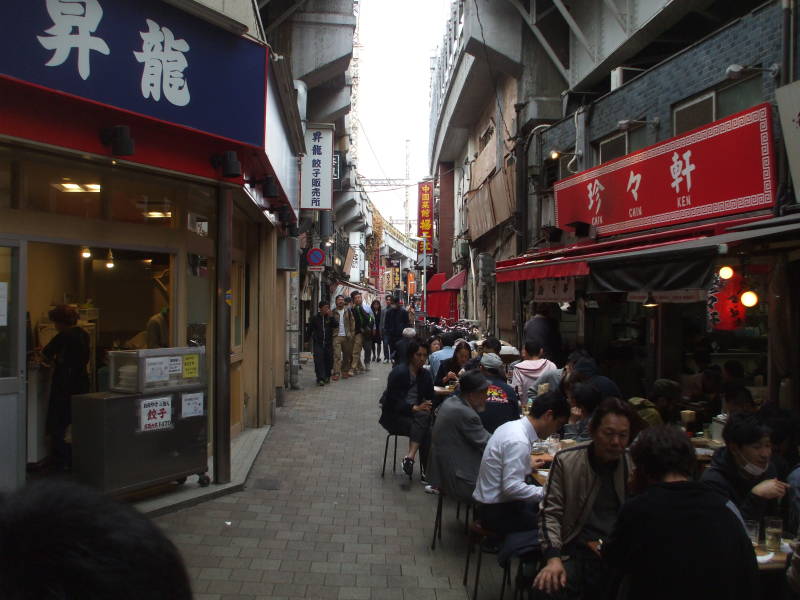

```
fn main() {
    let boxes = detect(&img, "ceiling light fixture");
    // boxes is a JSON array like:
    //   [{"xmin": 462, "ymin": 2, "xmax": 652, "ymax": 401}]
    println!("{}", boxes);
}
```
[
  {"xmin": 145, "ymin": 211, "xmax": 172, "ymax": 219},
  {"xmin": 80, "ymin": 246, "xmax": 92, "ymax": 259},
  {"xmin": 740, "ymin": 290, "xmax": 759, "ymax": 308},
  {"xmin": 718, "ymin": 265, "xmax": 734, "ymax": 280},
  {"xmin": 105, "ymin": 249, "xmax": 115, "ymax": 269},
  {"xmin": 642, "ymin": 292, "xmax": 659, "ymax": 308}
]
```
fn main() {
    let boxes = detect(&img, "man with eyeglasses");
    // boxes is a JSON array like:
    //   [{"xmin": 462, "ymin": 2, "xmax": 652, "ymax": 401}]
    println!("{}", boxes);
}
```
[{"xmin": 535, "ymin": 398, "xmax": 636, "ymax": 600}]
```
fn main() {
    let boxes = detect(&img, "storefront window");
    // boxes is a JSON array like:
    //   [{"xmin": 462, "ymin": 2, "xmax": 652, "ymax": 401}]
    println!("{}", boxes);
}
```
[
  {"xmin": 0, "ymin": 246, "xmax": 16, "ymax": 378},
  {"xmin": 187, "ymin": 254, "xmax": 213, "ymax": 349},
  {"xmin": 111, "ymin": 171, "xmax": 176, "ymax": 227},
  {"xmin": 22, "ymin": 157, "xmax": 104, "ymax": 219}
]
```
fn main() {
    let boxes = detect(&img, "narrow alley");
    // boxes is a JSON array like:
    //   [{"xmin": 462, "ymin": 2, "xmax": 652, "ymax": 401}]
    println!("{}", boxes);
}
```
[{"xmin": 156, "ymin": 362, "xmax": 501, "ymax": 600}]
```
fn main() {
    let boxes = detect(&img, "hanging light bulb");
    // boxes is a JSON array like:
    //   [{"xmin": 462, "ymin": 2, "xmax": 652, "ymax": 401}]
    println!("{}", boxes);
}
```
[
  {"xmin": 740, "ymin": 290, "xmax": 758, "ymax": 308},
  {"xmin": 718, "ymin": 265, "xmax": 734, "ymax": 280},
  {"xmin": 105, "ymin": 249, "xmax": 115, "ymax": 269},
  {"xmin": 80, "ymin": 246, "xmax": 92, "ymax": 259},
  {"xmin": 642, "ymin": 292, "xmax": 659, "ymax": 308}
]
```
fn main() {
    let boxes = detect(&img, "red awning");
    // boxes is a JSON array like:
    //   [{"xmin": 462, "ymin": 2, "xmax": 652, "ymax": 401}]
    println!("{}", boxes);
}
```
[
  {"xmin": 496, "ymin": 260, "xmax": 590, "ymax": 283},
  {"xmin": 442, "ymin": 270, "xmax": 467, "ymax": 290}
]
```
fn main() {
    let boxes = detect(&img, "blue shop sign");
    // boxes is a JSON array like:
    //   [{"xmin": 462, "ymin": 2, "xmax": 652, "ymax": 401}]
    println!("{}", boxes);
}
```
[{"xmin": 0, "ymin": 0, "xmax": 267, "ymax": 147}]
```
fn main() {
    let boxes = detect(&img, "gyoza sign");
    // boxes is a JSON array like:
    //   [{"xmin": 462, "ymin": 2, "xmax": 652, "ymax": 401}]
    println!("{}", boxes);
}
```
[
  {"xmin": 139, "ymin": 396, "xmax": 173, "ymax": 432},
  {"xmin": 301, "ymin": 125, "xmax": 334, "ymax": 210},
  {"xmin": 554, "ymin": 103, "xmax": 776, "ymax": 237},
  {"xmin": 0, "ymin": 0, "xmax": 268, "ymax": 146}
]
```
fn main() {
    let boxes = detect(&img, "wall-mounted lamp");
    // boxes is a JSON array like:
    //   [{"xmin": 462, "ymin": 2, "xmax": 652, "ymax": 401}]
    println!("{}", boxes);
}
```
[
  {"xmin": 549, "ymin": 149, "xmax": 582, "ymax": 161},
  {"xmin": 246, "ymin": 175, "xmax": 279, "ymax": 198},
  {"xmin": 725, "ymin": 63, "xmax": 780, "ymax": 80},
  {"xmin": 210, "ymin": 150, "xmax": 241, "ymax": 178},
  {"xmin": 565, "ymin": 221, "xmax": 591, "ymax": 237},
  {"xmin": 105, "ymin": 249, "xmax": 115, "ymax": 269},
  {"xmin": 618, "ymin": 117, "xmax": 660, "ymax": 131},
  {"xmin": 542, "ymin": 225, "xmax": 563, "ymax": 243},
  {"xmin": 100, "ymin": 125, "xmax": 135, "ymax": 156},
  {"xmin": 642, "ymin": 292, "xmax": 659, "ymax": 308},
  {"xmin": 80, "ymin": 246, "xmax": 92, "ymax": 259}
]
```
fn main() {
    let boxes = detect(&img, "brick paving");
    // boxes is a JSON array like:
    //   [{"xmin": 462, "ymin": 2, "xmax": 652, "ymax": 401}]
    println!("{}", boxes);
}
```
[{"xmin": 156, "ymin": 360, "xmax": 508, "ymax": 600}]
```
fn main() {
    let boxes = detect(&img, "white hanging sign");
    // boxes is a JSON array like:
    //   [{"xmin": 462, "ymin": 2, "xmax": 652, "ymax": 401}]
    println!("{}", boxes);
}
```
[{"xmin": 300, "ymin": 124, "xmax": 334, "ymax": 210}]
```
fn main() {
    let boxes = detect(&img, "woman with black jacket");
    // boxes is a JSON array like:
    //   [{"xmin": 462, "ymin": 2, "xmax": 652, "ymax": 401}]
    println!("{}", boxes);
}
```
[
  {"xmin": 434, "ymin": 340, "xmax": 472, "ymax": 388},
  {"xmin": 379, "ymin": 340, "xmax": 435, "ymax": 479}
]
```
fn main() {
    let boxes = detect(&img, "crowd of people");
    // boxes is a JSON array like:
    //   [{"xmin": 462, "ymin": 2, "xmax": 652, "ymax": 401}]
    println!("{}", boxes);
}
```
[
  {"xmin": 377, "ymin": 312, "xmax": 800, "ymax": 599},
  {"xmin": 307, "ymin": 292, "xmax": 413, "ymax": 386}
]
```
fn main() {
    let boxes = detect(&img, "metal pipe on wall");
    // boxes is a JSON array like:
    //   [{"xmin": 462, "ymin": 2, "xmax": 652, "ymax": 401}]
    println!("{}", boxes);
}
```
[{"xmin": 213, "ymin": 184, "xmax": 232, "ymax": 484}]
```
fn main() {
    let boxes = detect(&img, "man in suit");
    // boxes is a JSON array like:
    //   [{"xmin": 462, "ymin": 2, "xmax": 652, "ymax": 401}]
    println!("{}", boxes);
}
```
[{"xmin": 428, "ymin": 370, "xmax": 491, "ymax": 502}]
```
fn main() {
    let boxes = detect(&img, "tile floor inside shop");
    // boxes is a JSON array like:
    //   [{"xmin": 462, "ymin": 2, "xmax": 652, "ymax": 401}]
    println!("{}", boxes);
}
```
[{"xmin": 156, "ymin": 359, "xmax": 510, "ymax": 600}]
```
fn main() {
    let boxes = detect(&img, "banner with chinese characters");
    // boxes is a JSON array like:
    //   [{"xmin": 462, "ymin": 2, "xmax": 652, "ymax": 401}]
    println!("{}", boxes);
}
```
[
  {"xmin": 0, "ymin": 0, "xmax": 268, "ymax": 147},
  {"xmin": 301, "ymin": 125, "xmax": 334, "ymax": 210},
  {"xmin": 554, "ymin": 103, "xmax": 775, "ymax": 237},
  {"xmin": 533, "ymin": 278, "xmax": 575, "ymax": 303},
  {"xmin": 417, "ymin": 181, "xmax": 434, "ymax": 254}
]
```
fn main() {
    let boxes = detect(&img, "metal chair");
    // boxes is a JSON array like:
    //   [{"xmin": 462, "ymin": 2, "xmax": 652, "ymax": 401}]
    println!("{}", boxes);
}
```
[
  {"xmin": 430, "ymin": 492, "xmax": 444, "ymax": 550},
  {"xmin": 381, "ymin": 432, "xmax": 407, "ymax": 478},
  {"xmin": 463, "ymin": 520, "xmax": 511, "ymax": 600}
]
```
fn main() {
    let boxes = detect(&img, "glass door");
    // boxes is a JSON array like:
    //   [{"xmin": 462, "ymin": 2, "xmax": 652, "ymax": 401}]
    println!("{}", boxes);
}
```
[{"xmin": 0, "ymin": 241, "xmax": 25, "ymax": 491}]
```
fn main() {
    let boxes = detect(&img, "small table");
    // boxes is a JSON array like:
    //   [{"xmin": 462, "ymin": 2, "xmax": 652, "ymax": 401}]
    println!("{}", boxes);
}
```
[{"xmin": 757, "ymin": 547, "xmax": 789, "ymax": 571}]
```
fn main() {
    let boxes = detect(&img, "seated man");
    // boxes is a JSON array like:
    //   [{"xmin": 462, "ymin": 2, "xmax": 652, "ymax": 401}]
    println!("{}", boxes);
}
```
[
  {"xmin": 627, "ymin": 378, "xmax": 682, "ymax": 427},
  {"xmin": 604, "ymin": 425, "xmax": 759, "ymax": 600},
  {"xmin": 473, "ymin": 393, "xmax": 570, "ymax": 535},
  {"xmin": 393, "ymin": 327, "xmax": 419, "ymax": 367},
  {"xmin": 429, "ymin": 331, "xmax": 458, "ymax": 380},
  {"xmin": 562, "ymin": 382, "xmax": 603, "ymax": 443},
  {"xmin": 465, "ymin": 337, "xmax": 501, "ymax": 371},
  {"xmin": 428, "ymin": 370, "xmax": 491, "ymax": 502},
  {"xmin": 535, "ymin": 398, "xmax": 635, "ymax": 600},
  {"xmin": 379, "ymin": 340, "xmax": 435, "ymax": 479},
  {"xmin": 511, "ymin": 338, "xmax": 557, "ymax": 399},
  {"xmin": 0, "ymin": 480, "xmax": 192, "ymax": 599},
  {"xmin": 478, "ymin": 352, "xmax": 520, "ymax": 434},
  {"xmin": 701, "ymin": 413, "xmax": 787, "ymax": 522}
]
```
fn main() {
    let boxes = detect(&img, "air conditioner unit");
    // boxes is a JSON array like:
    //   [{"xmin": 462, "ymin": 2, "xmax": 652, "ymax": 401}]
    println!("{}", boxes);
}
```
[{"xmin": 610, "ymin": 66, "xmax": 645, "ymax": 91}]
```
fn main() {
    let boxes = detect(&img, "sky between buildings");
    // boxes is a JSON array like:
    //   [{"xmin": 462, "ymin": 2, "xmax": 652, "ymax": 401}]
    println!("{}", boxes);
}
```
[{"xmin": 356, "ymin": 0, "xmax": 451, "ymax": 232}]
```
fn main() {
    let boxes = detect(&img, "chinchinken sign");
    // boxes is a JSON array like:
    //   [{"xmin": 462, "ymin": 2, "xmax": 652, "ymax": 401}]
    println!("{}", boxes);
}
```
[{"xmin": 555, "ymin": 103, "xmax": 776, "ymax": 237}]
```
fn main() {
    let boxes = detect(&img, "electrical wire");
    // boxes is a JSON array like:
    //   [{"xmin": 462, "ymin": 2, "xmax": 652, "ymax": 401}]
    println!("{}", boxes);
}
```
[{"xmin": 472, "ymin": 0, "xmax": 513, "ymax": 142}]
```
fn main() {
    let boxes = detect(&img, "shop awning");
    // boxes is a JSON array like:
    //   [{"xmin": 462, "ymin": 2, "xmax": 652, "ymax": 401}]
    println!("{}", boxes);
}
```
[
  {"xmin": 496, "ymin": 259, "xmax": 590, "ymax": 283},
  {"xmin": 442, "ymin": 270, "xmax": 468, "ymax": 290},
  {"xmin": 495, "ymin": 217, "xmax": 800, "ymax": 287}
]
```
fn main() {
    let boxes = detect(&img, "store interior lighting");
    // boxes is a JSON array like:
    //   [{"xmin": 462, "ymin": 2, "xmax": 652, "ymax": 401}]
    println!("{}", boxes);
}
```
[
  {"xmin": 80, "ymin": 246, "xmax": 92, "ymax": 259},
  {"xmin": 51, "ymin": 181, "xmax": 102, "ymax": 193},
  {"xmin": 145, "ymin": 211, "xmax": 172, "ymax": 219},
  {"xmin": 105, "ymin": 249, "xmax": 115, "ymax": 269},
  {"xmin": 642, "ymin": 292, "xmax": 659, "ymax": 308}
]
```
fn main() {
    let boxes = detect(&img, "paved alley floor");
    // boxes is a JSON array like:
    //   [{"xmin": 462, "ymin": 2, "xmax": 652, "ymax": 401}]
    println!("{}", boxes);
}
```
[{"xmin": 156, "ymin": 360, "xmax": 507, "ymax": 600}]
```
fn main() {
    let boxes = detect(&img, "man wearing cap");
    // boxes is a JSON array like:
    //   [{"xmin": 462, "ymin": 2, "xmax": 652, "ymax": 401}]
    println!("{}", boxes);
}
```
[
  {"xmin": 473, "ymin": 392, "xmax": 571, "ymax": 535},
  {"xmin": 428, "ymin": 371, "xmax": 491, "ymax": 502},
  {"xmin": 479, "ymin": 353, "xmax": 521, "ymax": 434},
  {"xmin": 627, "ymin": 379, "xmax": 682, "ymax": 427}
]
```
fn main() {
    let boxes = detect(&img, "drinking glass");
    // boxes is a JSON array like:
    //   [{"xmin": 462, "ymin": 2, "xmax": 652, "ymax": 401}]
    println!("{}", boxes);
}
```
[
  {"xmin": 546, "ymin": 434, "xmax": 561, "ymax": 455},
  {"xmin": 744, "ymin": 520, "xmax": 759, "ymax": 547},
  {"xmin": 765, "ymin": 518, "xmax": 783, "ymax": 552}
]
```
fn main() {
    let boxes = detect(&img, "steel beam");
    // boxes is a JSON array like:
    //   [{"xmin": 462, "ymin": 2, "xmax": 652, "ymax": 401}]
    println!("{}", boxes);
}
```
[
  {"xmin": 603, "ymin": 0, "xmax": 628, "ymax": 33},
  {"xmin": 507, "ymin": 0, "xmax": 569, "ymax": 82},
  {"xmin": 552, "ymin": 0, "xmax": 596, "ymax": 62}
]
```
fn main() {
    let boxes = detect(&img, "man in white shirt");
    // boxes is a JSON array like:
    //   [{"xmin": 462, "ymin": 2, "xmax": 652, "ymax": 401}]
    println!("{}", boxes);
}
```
[
  {"xmin": 331, "ymin": 295, "xmax": 354, "ymax": 380},
  {"xmin": 473, "ymin": 392, "xmax": 570, "ymax": 535}
]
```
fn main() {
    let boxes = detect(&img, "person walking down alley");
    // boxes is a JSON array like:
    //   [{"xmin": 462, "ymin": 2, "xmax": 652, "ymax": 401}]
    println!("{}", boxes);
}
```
[
  {"xmin": 370, "ymin": 299, "xmax": 383, "ymax": 362},
  {"xmin": 349, "ymin": 291, "xmax": 373, "ymax": 374},
  {"xmin": 331, "ymin": 295, "xmax": 355, "ymax": 381},
  {"xmin": 308, "ymin": 301, "xmax": 335, "ymax": 386}
]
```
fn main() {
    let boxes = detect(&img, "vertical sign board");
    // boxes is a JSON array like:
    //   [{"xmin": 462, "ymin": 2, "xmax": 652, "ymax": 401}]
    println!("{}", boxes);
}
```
[
  {"xmin": 554, "ymin": 103, "xmax": 775, "ymax": 237},
  {"xmin": 0, "ymin": 0, "xmax": 268, "ymax": 147},
  {"xmin": 417, "ymin": 182, "xmax": 434, "ymax": 254},
  {"xmin": 776, "ymin": 81, "xmax": 800, "ymax": 204},
  {"xmin": 301, "ymin": 125, "xmax": 334, "ymax": 210}
]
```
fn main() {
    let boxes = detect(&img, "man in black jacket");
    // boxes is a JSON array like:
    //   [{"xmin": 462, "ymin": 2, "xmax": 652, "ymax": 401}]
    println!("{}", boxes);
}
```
[
  {"xmin": 308, "ymin": 301, "xmax": 335, "ymax": 385},
  {"xmin": 701, "ymin": 413, "xmax": 787, "ymax": 522},
  {"xmin": 605, "ymin": 425, "xmax": 759, "ymax": 600}
]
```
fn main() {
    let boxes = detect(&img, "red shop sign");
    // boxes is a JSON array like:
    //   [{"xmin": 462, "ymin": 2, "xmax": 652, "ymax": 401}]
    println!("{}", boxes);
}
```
[{"xmin": 554, "ymin": 103, "xmax": 776, "ymax": 237}]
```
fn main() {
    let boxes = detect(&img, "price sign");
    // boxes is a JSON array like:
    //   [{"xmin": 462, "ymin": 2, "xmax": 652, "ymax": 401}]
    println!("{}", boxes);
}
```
[{"xmin": 139, "ymin": 396, "xmax": 173, "ymax": 432}]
